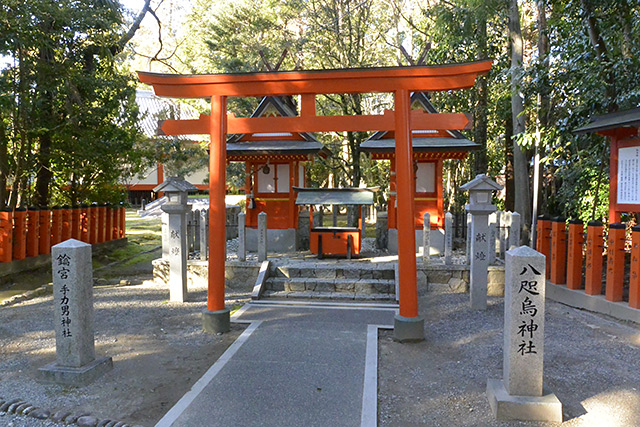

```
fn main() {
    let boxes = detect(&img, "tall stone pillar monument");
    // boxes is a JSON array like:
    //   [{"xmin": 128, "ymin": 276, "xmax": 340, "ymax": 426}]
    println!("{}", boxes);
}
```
[
  {"xmin": 460, "ymin": 174, "xmax": 503, "ymax": 310},
  {"xmin": 155, "ymin": 177, "xmax": 198, "ymax": 302}
]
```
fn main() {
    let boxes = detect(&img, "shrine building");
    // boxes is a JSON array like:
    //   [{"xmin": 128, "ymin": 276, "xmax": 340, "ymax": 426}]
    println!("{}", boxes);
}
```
[{"xmin": 361, "ymin": 91, "xmax": 479, "ymax": 254}]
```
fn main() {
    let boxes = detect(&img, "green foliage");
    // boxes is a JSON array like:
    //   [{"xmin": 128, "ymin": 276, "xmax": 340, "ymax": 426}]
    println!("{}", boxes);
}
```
[{"xmin": 0, "ymin": 0, "xmax": 146, "ymax": 207}]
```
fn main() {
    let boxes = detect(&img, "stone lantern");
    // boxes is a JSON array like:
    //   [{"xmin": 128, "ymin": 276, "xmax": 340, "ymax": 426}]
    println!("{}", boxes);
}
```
[
  {"xmin": 460, "ymin": 174, "xmax": 503, "ymax": 310},
  {"xmin": 154, "ymin": 177, "xmax": 198, "ymax": 302}
]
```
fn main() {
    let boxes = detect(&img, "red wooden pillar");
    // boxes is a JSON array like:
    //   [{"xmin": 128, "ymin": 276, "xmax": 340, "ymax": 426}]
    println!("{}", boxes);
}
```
[
  {"xmin": 26, "ymin": 208, "xmax": 40, "ymax": 258},
  {"xmin": 536, "ymin": 216, "xmax": 552, "ymax": 279},
  {"xmin": 61, "ymin": 207, "xmax": 72, "ymax": 242},
  {"xmin": 550, "ymin": 217, "xmax": 567, "ymax": 285},
  {"xmin": 71, "ymin": 207, "xmax": 81, "ymax": 240},
  {"xmin": 111, "ymin": 206, "xmax": 118, "ymax": 240},
  {"xmin": 97, "ymin": 204, "xmax": 106, "ymax": 243},
  {"xmin": 12, "ymin": 208, "xmax": 27, "ymax": 260},
  {"xmin": 566, "ymin": 219, "xmax": 584, "ymax": 290},
  {"xmin": 118, "ymin": 205, "xmax": 125, "ymax": 238},
  {"xmin": 80, "ymin": 205, "xmax": 89, "ymax": 243},
  {"xmin": 39, "ymin": 208, "xmax": 51, "ymax": 255},
  {"xmin": 208, "ymin": 95, "xmax": 227, "ymax": 314},
  {"xmin": 88, "ymin": 204, "xmax": 98, "ymax": 244},
  {"xmin": 394, "ymin": 89, "xmax": 421, "ymax": 329},
  {"xmin": 584, "ymin": 221, "xmax": 604, "ymax": 295},
  {"xmin": 51, "ymin": 207, "xmax": 62, "ymax": 246},
  {"xmin": 0, "ymin": 209, "xmax": 13, "ymax": 262},
  {"xmin": 105, "ymin": 204, "xmax": 112, "ymax": 242},
  {"xmin": 629, "ymin": 226, "xmax": 640, "ymax": 309},
  {"xmin": 605, "ymin": 223, "xmax": 626, "ymax": 302}
]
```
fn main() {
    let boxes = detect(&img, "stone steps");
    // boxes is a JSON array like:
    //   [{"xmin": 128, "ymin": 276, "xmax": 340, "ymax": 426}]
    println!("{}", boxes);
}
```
[
  {"xmin": 260, "ymin": 262, "xmax": 397, "ymax": 302},
  {"xmin": 266, "ymin": 277, "xmax": 395, "ymax": 294}
]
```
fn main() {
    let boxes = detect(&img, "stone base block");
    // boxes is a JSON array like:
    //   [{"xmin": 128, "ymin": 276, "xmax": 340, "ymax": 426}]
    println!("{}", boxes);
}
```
[
  {"xmin": 38, "ymin": 357, "xmax": 113, "ymax": 387},
  {"xmin": 486, "ymin": 378, "xmax": 562, "ymax": 422},
  {"xmin": 246, "ymin": 228, "xmax": 297, "ymax": 252},
  {"xmin": 203, "ymin": 308, "xmax": 231, "ymax": 334},
  {"xmin": 388, "ymin": 228, "xmax": 445, "ymax": 255},
  {"xmin": 393, "ymin": 314, "xmax": 425, "ymax": 342}
]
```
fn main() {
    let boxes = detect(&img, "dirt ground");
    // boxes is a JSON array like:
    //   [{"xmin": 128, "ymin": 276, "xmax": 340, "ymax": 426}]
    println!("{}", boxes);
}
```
[
  {"xmin": 0, "ymin": 273, "xmax": 248, "ymax": 426},
  {"xmin": 378, "ymin": 285, "xmax": 640, "ymax": 426}
]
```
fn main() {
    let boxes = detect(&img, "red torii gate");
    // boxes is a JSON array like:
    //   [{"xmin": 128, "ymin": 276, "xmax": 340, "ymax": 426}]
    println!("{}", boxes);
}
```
[{"xmin": 138, "ymin": 61, "xmax": 491, "ymax": 341}]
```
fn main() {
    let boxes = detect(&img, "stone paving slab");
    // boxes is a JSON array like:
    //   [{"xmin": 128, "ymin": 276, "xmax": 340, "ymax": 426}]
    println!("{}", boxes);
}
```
[{"xmin": 156, "ymin": 303, "xmax": 395, "ymax": 427}]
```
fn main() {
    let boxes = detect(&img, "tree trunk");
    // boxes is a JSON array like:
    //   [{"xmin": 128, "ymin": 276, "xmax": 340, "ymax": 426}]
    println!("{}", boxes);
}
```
[
  {"xmin": 0, "ymin": 128, "xmax": 8, "ymax": 208},
  {"xmin": 504, "ymin": 111, "xmax": 515, "ymax": 212},
  {"xmin": 508, "ymin": 0, "xmax": 531, "ymax": 242},
  {"xmin": 473, "ymin": 14, "xmax": 488, "ymax": 176}
]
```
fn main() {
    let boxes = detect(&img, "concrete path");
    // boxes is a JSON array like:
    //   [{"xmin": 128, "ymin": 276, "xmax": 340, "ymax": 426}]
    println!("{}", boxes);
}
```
[{"xmin": 156, "ymin": 301, "xmax": 396, "ymax": 427}]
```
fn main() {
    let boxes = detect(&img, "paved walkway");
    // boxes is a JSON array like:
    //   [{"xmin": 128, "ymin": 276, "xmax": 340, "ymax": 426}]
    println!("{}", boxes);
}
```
[{"xmin": 155, "ymin": 301, "xmax": 396, "ymax": 427}]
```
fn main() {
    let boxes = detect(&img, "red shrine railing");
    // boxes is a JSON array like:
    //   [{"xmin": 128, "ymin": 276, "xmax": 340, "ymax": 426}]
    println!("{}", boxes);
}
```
[
  {"xmin": 538, "ymin": 216, "xmax": 640, "ymax": 310},
  {"xmin": 0, "ymin": 205, "xmax": 126, "ymax": 263}
]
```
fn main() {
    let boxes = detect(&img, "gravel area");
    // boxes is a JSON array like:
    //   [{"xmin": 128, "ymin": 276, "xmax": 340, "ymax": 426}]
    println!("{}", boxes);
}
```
[
  {"xmin": 0, "ymin": 277, "xmax": 248, "ymax": 427},
  {"xmin": 379, "ymin": 285, "xmax": 640, "ymax": 426}
]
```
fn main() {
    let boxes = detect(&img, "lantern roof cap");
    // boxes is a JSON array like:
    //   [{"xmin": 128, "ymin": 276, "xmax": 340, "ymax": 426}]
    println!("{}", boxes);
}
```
[
  {"xmin": 460, "ymin": 174, "xmax": 503, "ymax": 192},
  {"xmin": 154, "ymin": 176, "xmax": 199, "ymax": 193}
]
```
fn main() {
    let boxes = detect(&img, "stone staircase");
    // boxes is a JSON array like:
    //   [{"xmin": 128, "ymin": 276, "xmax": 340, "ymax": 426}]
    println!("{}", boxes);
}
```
[{"xmin": 261, "ymin": 261, "xmax": 397, "ymax": 302}]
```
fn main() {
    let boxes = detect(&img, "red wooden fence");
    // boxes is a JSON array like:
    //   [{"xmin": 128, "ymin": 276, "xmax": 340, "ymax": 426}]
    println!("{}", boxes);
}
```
[
  {"xmin": 0, "ymin": 206, "xmax": 126, "ymax": 263},
  {"xmin": 544, "ymin": 218, "xmax": 639, "ymax": 310}
]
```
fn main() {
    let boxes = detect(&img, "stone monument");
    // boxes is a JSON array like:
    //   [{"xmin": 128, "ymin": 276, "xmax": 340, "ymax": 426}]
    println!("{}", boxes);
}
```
[
  {"xmin": 487, "ymin": 245, "xmax": 562, "ymax": 422},
  {"xmin": 422, "ymin": 212, "xmax": 431, "ymax": 264},
  {"xmin": 238, "ymin": 212, "xmax": 246, "ymax": 262},
  {"xmin": 257, "ymin": 212, "xmax": 267, "ymax": 262},
  {"xmin": 155, "ymin": 177, "xmax": 198, "ymax": 302},
  {"xmin": 39, "ymin": 239, "xmax": 112, "ymax": 386},
  {"xmin": 444, "ymin": 212, "xmax": 453, "ymax": 265},
  {"xmin": 460, "ymin": 174, "xmax": 503, "ymax": 310}
]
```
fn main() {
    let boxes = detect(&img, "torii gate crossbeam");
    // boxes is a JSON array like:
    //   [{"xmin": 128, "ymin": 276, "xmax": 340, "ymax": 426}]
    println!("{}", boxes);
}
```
[{"xmin": 138, "ymin": 60, "xmax": 491, "ymax": 341}]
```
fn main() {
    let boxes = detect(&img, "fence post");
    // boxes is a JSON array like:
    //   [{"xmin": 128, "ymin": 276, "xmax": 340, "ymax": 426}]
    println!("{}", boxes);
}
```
[
  {"xmin": 39, "ymin": 208, "xmax": 52, "ymax": 254},
  {"xmin": 51, "ymin": 207, "xmax": 63, "ymax": 246},
  {"xmin": 71, "ymin": 207, "xmax": 81, "ymax": 240},
  {"xmin": 111, "ymin": 206, "xmax": 118, "ymax": 240},
  {"xmin": 509, "ymin": 212, "xmax": 521, "ymax": 250},
  {"xmin": 605, "ymin": 223, "xmax": 626, "ymax": 302},
  {"xmin": 61, "ymin": 207, "xmax": 72, "ymax": 242},
  {"xmin": 199, "ymin": 209, "xmax": 208, "ymax": 260},
  {"xmin": 536, "ymin": 216, "xmax": 552, "ymax": 279},
  {"xmin": 0, "ymin": 209, "xmax": 13, "ymax": 262},
  {"xmin": 566, "ymin": 220, "xmax": 584, "ymax": 290},
  {"xmin": 104, "ymin": 204, "xmax": 112, "ymax": 242},
  {"xmin": 630, "ymin": 225, "xmax": 640, "ymax": 309},
  {"xmin": 258, "ymin": 212, "xmax": 267, "ymax": 262},
  {"xmin": 13, "ymin": 208, "xmax": 27, "ymax": 260},
  {"xmin": 26, "ymin": 208, "xmax": 40, "ymax": 258},
  {"xmin": 584, "ymin": 221, "xmax": 604, "ymax": 295},
  {"xmin": 80, "ymin": 205, "xmax": 89, "ymax": 243},
  {"xmin": 119, "ymin": 205, "xmax": 125, "ymax": 238},
  {"xmin": 422, "ymin": 212, "xmax": 430, "ymax": 264},
  {"xmin": 550, "ymin": 217, "xmax": 567, "ymax": 285},
  {"xmin": 444, "ymin": 212, "xmax": 453, "ymax": 265},
  {"xmin": 238, "ymin": 212, "xmax": 246, "ymax": 262},
  {"xmin": 488, "ymin": 213, "xmax": 497, "ymax": 265},
  {"xmin": 97, "ymin": 204, "xmax": 106, "ymax": 244},
  {"xmin": 88, "ymin": 205, "xmax": 98, "ymax": 245}
]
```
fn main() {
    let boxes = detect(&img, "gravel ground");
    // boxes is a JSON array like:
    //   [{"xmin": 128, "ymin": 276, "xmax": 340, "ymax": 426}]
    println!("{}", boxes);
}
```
[
  {"xmin": 379, "ymin": 285, "xmax": 640, "ymax": 426},
  {"xmin": 2, "ymin": 260, "xmax": 639, "ymax": 426},
  {"xmin": 0, "ymin": 277, "xmax": 248, "ymax": 427}
]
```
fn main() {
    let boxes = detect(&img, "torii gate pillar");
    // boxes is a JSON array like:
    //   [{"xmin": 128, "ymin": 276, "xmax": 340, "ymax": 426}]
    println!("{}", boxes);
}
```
[
  {"xmin": 202, "ymin": 95, "xmax": 231, "ymax": 333},
  {"xmin": 393, "ymin": 89, "xmax": 424, "ymax": 342}
]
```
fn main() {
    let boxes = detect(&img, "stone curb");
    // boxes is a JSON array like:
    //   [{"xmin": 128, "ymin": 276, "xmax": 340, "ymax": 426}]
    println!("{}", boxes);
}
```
[
  {"xmin": 0, "ymin": 396, "xmax": 143, "ymax": 427},
  {"xmin": 0, "ymin": 283, "xmax": 53, "ymax": 308}
]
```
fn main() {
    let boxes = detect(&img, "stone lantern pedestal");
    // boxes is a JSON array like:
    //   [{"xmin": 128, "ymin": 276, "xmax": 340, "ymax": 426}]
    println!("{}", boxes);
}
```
[
  {"xmin": 461, "ymin": 174, "xmax": 503, "ymax": 310},
  {"xmin": 155, "ymin": 177, "xmax": 198, "ymax": 303}
]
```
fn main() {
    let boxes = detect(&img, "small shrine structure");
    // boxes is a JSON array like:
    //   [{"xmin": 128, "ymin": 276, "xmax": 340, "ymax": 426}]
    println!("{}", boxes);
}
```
[
  {"xmin": 361, "ymin": 92, "xmax": 479, "ymax": 254},
  {"xmin": 227, "ymin": 96, "xmax": 328, "ymax": 251},
  {"xmin": 575, "ymin": 107, "xmax": 640, "ymax": 222},
  {"xmin": 138, "ymin": 60, "xmax": 491, "ymax": 340}
]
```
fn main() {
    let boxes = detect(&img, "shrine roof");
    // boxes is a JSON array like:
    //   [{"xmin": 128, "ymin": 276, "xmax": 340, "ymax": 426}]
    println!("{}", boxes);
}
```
[
  {"xmin": 360, "ymin": 137, "xmax": 479, "ymax": 153},
  {"xmin": 574, "ymin": 107, "xmax": 640, "ymax": 134},
  {"xmin": 294, "ymin": 187, "xmax": 377, "ymax": 206},
  {"xmin": 227, "ymin": 139, "xmax": 328, "ymax": 156},
  {"xmin": 361, "ymin": 92, "xmax": 479, "ymax": 154}
]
